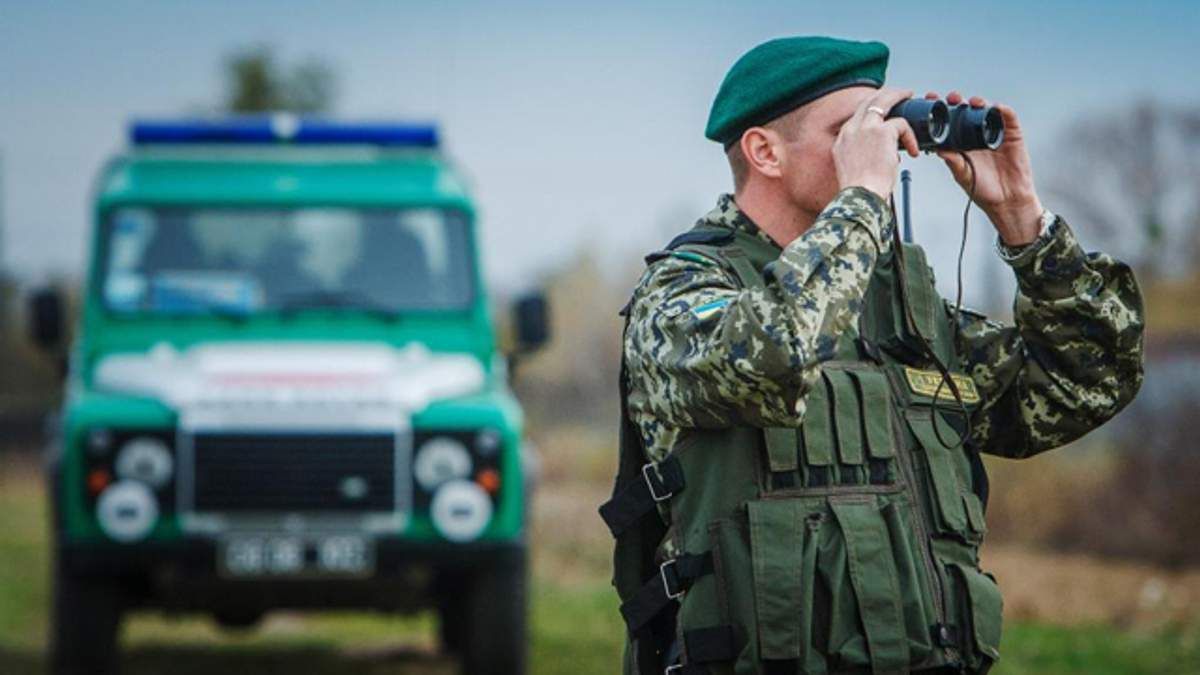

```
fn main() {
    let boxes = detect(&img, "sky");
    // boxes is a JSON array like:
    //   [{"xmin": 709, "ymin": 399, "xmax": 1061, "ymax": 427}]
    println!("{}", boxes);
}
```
[{"xmin": 2, "ymin": 1, "xmax": 1198, "ymax": 307}]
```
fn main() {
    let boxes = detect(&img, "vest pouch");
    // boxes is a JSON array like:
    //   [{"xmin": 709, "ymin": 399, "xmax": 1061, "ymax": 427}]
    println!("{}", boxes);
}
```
[
  {"xmin": 862, "ymin": 245, "xmax": 948, "ymax": 364},
  {"xmin": 746, "ymin": 499, "xmax": 823, "ymax": 669},
  {"xmin": 946, "ymin": 562, "xmax": 1003, "ymax": 670},
  {"xmin": 880, "ymin": 500, "xmax": 936, "ymax": 665},
  {"xmin": 849, "ymin": 367, "xmax": 898, "ymax": 486},
  {"xmin": 823, "ymin": 370, "xmax": 867, "ymax": 486},
  {"xmin": 801, "ymin": 382, "xmax": 836, "ymax": 488},
  {"xmin": 904, "ymin": 409, "xmax": 978, "ymax": 541},
  {"xmin": 823, "ymin": 497, "xmax": 910, "ymax": 672}
]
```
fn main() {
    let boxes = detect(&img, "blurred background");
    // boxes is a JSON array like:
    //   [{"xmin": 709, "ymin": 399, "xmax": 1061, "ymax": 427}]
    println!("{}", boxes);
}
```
[{"xmin": 2, "ymin": 1, "xmax": 1200, "ymax": 673}]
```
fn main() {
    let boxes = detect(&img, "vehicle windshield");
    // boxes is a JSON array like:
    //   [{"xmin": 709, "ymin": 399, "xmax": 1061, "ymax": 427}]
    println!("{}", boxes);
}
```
[{"xmin": 99, "ymin": 206, "xmax": 474, "ymax": 316}]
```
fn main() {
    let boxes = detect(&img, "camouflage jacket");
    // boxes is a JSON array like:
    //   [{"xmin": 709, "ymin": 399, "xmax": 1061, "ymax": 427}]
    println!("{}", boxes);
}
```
[{"xmin": 624, "ymin": 187, "xmax": 1145, "ymax": 463}]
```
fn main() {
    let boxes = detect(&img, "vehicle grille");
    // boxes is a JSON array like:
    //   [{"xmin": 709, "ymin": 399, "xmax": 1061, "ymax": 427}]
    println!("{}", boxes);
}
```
[{"xmin": 189, "ymin": 432, "xmax": 397, "ymax": 513}]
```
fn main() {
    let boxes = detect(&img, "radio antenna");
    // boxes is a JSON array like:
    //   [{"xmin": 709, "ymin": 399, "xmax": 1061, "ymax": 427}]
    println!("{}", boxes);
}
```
[{"xmin": 900, "ymin": 168, "xmax": 913, "ymax": 243}]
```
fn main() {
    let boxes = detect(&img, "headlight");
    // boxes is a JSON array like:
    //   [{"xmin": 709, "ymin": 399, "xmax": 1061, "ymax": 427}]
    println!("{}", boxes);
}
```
[
  {"xmin": 414, "ymin": 437, "xmax": 472, "ymax": 491},
  {"xmin": 96, "ymin": 480, "xmax": 159, "ymax": 542},
  {"xmin": 430, "ymin": 479, "xmax": 492, "ymax": 542},
  {"xmin": 114, "ymin": 436, "xmax": 174, "ymax": 489},
  {"xmin": 474, "ymin": 429, "xmax": 502, "ymax": 457}
]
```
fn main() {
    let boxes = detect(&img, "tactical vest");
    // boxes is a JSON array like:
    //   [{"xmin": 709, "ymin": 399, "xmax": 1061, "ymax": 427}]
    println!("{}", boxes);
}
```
[{"xmin": 602, "ymin": 225, "xmax": 1004, "ymax": 675}]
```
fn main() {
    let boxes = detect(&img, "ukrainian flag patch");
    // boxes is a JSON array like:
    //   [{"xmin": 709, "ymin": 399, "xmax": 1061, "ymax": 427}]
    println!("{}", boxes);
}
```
[{"xmin": 691, "ymin": 298, "xmax": 730, "ymax": 322}]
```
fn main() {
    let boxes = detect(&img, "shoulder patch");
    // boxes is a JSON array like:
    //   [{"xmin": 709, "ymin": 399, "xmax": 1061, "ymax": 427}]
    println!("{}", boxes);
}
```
[{"xmin": 689, "ymin": 297, "xmax": 730, "ymax": 322}]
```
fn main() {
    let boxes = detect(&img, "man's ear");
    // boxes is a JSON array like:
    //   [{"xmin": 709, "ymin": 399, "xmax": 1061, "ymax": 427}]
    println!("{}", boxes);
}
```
[{"xmin": 739, "ymin": 127, "xmax": 784, "ymax": 180}]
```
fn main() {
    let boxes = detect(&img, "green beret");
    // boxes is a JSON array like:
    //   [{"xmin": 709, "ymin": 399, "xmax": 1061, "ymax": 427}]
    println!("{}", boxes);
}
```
[{"xmin": 705, "ymin": 36, "xmax": 889, "ymax": 145}]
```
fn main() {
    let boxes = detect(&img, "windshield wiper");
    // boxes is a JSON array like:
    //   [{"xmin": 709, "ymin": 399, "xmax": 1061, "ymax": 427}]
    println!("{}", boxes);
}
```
[{"xmin": 277, "ymin": 290, "xmax": 401, "ymax": 320}]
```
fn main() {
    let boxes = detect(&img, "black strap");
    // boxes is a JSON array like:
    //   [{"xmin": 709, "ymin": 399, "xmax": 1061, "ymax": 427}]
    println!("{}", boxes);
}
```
[
  {"xmin": 666, "ymin": 228, "xmax": 734, "ymax": 250},
  {"xmin": 620, "ymin": 552, "xmax": 715, "ymax": 636},
  {"xmin": 662, "ymin": 625, "xmax": 740, "ymax": 673},
  {"xmin": 645, "ymin": 227, "xmax": 737, "ymax": 265},
  {"xmin": 683, "ymin": 625, "xmax": 739, "ymax": 663},
  {"xmin": 599, "ymin": 455, "xmax": 685, "ymax": 537}
]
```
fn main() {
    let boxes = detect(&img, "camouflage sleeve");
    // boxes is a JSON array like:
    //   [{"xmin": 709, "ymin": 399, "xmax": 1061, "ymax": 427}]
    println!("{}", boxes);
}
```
[
  {"xmin": 954, "ymin": 217, "xmax": 1145, "ymax": 458},
  {"xmin": 625, "ymin": 187, "xmax": 892, "ymax": 430}
]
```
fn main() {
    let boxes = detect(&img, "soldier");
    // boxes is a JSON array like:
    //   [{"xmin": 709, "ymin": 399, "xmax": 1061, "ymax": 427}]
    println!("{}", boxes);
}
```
[{"xmin": 600, "ymin": 36, "xmax": 1144, "ymax": 674}]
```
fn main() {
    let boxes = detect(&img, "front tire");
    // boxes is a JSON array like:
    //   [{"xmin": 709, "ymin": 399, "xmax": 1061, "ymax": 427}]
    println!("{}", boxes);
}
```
[
  {"xmin": 461, "ymin": 548, "xmax": 528, "ymax": 675},
  {"xmin": 50, "ymin": 551, "xmax": 125, "ymax": 675}
]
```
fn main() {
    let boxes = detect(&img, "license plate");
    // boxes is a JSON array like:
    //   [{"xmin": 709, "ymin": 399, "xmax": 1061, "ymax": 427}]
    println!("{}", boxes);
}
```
[{"xmin": 219, "ymin": 534, "xmax": 375, "ymax": 578}]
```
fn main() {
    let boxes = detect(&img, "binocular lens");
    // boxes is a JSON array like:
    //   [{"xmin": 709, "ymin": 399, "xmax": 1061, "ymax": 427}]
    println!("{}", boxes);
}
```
[
  {"xmin": 887, "ymin": 98, "xmax": 1005, "ymax": 152},
  {"xmin": 886, "ymin": 99, "xmax": 950, "ymax": 150},
  {"xmin": 982, "ymin": 107, "xmax": 1003, "ymax": 148},
  {"xmin": 947, "ymin": 103, "xmax": 1005, "ymax": 151}
]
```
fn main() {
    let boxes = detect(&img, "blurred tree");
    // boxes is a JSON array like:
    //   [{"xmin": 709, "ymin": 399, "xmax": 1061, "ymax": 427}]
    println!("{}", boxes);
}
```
[
  {"xmin": 1044, "ymin": 101, "xmax": 1200, "ymax": 280},
  {"xmin": 224, "ymin": 46, "xmax": 337, "ymax": 114}
]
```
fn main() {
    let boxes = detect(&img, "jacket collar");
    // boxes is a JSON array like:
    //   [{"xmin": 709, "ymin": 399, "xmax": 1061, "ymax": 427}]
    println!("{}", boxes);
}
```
[{"xmin": 700, "ymin": 194, "xmax": 779, "ymax": 250}]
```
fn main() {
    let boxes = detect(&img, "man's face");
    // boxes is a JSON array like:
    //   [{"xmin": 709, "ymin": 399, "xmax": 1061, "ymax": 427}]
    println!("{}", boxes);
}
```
[{"xmin": 776, "ymin": 86, "xmax": 878, "ymax": 216}]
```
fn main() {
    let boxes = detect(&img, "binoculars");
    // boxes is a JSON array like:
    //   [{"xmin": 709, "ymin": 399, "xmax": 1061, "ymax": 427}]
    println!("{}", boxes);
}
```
[{"xmin": 887, "ymin": 99, "xmax": 1004, "ymax": 151}]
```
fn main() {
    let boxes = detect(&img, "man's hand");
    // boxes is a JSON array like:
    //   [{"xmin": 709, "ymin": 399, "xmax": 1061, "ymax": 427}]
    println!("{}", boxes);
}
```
[
  {"xmin": 927, "ymin": 91, "xmax": 1044, "ymax": 246},
  {"xmin": 833, "ymin": 87, "xmax": 920, "ymax": 201}
]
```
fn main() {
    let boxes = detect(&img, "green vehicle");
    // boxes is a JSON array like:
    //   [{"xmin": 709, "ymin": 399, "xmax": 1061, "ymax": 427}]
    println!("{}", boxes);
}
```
[{"xmin": 27, "ymin": 117, "xmax": 548, "ymax": 675}]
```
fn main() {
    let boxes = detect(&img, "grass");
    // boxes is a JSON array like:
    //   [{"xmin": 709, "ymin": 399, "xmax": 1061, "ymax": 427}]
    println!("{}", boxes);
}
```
[
  {"xmin": 997, "ymin": 623, "xmax": 1200, "ymax": 674},
  {"xmin": 2, "ymin": 452, "xmax": 1198, "ymax": 674}
]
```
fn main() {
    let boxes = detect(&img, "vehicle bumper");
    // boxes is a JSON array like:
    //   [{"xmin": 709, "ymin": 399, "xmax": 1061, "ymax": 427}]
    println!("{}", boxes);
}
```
[{"xmin": 58, "ymin": 537, "xmax": 525, "ymax": 613}]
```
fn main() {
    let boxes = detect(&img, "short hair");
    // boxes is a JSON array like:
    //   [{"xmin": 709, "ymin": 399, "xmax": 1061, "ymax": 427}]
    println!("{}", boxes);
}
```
[{"xmin": 727, "ymin": 105, "xmax": 807, "ymax": 193}]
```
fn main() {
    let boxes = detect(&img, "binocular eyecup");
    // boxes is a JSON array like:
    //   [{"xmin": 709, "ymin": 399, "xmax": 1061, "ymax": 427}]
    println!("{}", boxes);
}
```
[{"xmin": 886, "ymin": 98, "xmax": 1004, "ymax": 152}]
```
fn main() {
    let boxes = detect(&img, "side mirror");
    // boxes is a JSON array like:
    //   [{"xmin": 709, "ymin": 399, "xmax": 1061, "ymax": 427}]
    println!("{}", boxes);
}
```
[
  {"xmin": 513, "ymin": 292, "xmax": 550, "ymax": 354},
  {"xmin": 28, "ymin": 287, "xmax": 65, "ymax": 351}
]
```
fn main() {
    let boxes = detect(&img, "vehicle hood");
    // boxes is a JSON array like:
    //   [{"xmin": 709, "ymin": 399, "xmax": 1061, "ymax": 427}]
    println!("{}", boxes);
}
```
[{"xmin": 92, "ymin": 340, "xmax": 485, "ymax": 427}]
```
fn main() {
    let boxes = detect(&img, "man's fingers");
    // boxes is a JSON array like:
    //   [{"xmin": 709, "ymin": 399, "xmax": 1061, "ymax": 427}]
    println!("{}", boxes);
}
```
[
  {"xmin": 946, "ymin": 91, "xmax": 963, "ymax": 105},
  {"xmin": 848, "ymin": 92, "xmax": 877, "ymax": 129},
  {"xmin": 968, "ymin": 95, "xmax": 987, "ymax": 109},
  {"xmin": 937, "ymin": 150, "xmax": 969, "ymax": 178},
  {"xmin": 924, "ymin": 91, "xmax": 939, "ymax": 100},
  {"xmin": 886, "ymin": 118, "xmax": 920, "ymax": 157},
  {"xmin": 995, "ymin": 102, "xmax": 1020, "ymax": 129},
  {"xmin": 864, "ymin": 88, "xmax": 915, "ymax": 123}
]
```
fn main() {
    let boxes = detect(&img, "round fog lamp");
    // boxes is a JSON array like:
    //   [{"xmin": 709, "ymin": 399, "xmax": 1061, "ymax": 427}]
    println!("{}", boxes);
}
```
[
  {"xmin": 115, "ymin": 436, "xmax": 174, "ymax": 489},
  {"xmin": 415, "ymin": 437, "xmax": 472, "ymax": 490},
  {"xmin": 430, "ymin": 479, "xmax": 492, "ymax": 542},
  {"xmin": 96, "ymin": 480, "xmax": 159, "ymax": 542}
]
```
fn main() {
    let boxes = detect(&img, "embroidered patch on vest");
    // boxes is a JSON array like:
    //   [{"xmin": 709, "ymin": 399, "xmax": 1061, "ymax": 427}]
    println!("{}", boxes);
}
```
[
  {"xmin": 691, "ymin": 298, "xmax": 730, "ymax": 322},
  {"xmin": 903, "ymin": 367, "xmax": 981, "ymax": 404}
]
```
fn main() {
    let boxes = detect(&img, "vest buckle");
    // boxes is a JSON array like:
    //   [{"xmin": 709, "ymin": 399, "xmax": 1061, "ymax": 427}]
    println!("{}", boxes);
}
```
[
  {"xmin": 643, "ymin": 462, "xmax": 675, "ymax": 503},
  {"xmin": 660, "ymin": 559, "xmax": 685, "ymax": 600}
]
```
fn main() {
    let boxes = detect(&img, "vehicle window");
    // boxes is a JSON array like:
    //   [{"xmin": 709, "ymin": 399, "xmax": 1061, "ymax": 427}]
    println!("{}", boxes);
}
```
[{"xmin": 101, "ymin": 207, "xmax": 473, "ymax": 315}]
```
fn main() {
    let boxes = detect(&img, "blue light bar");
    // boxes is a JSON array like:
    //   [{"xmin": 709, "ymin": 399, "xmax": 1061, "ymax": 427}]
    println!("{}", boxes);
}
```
[{"xmin": 129, "ymin": 115, "xmax": 439, "ymax": 148}]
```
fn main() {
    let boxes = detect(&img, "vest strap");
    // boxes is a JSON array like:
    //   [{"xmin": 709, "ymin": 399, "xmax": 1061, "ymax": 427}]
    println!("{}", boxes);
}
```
[
  {"xmin": 620, "ymin": 552, "xmax": 715, "ymax": 636},
  {"xmin": 662, "ymin": 625, "xmax": 741, "ymax": 673},
  {"xmin": 599, "ymin": 455, "xmax": 686, "ymax": 537},
  {"xmin": 666, "ymin": 228, "xmax": 735, "ymax": 250},
  {"xmin": 724, "ymin": 249, "xmax": 762, "ymax": 289}
]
